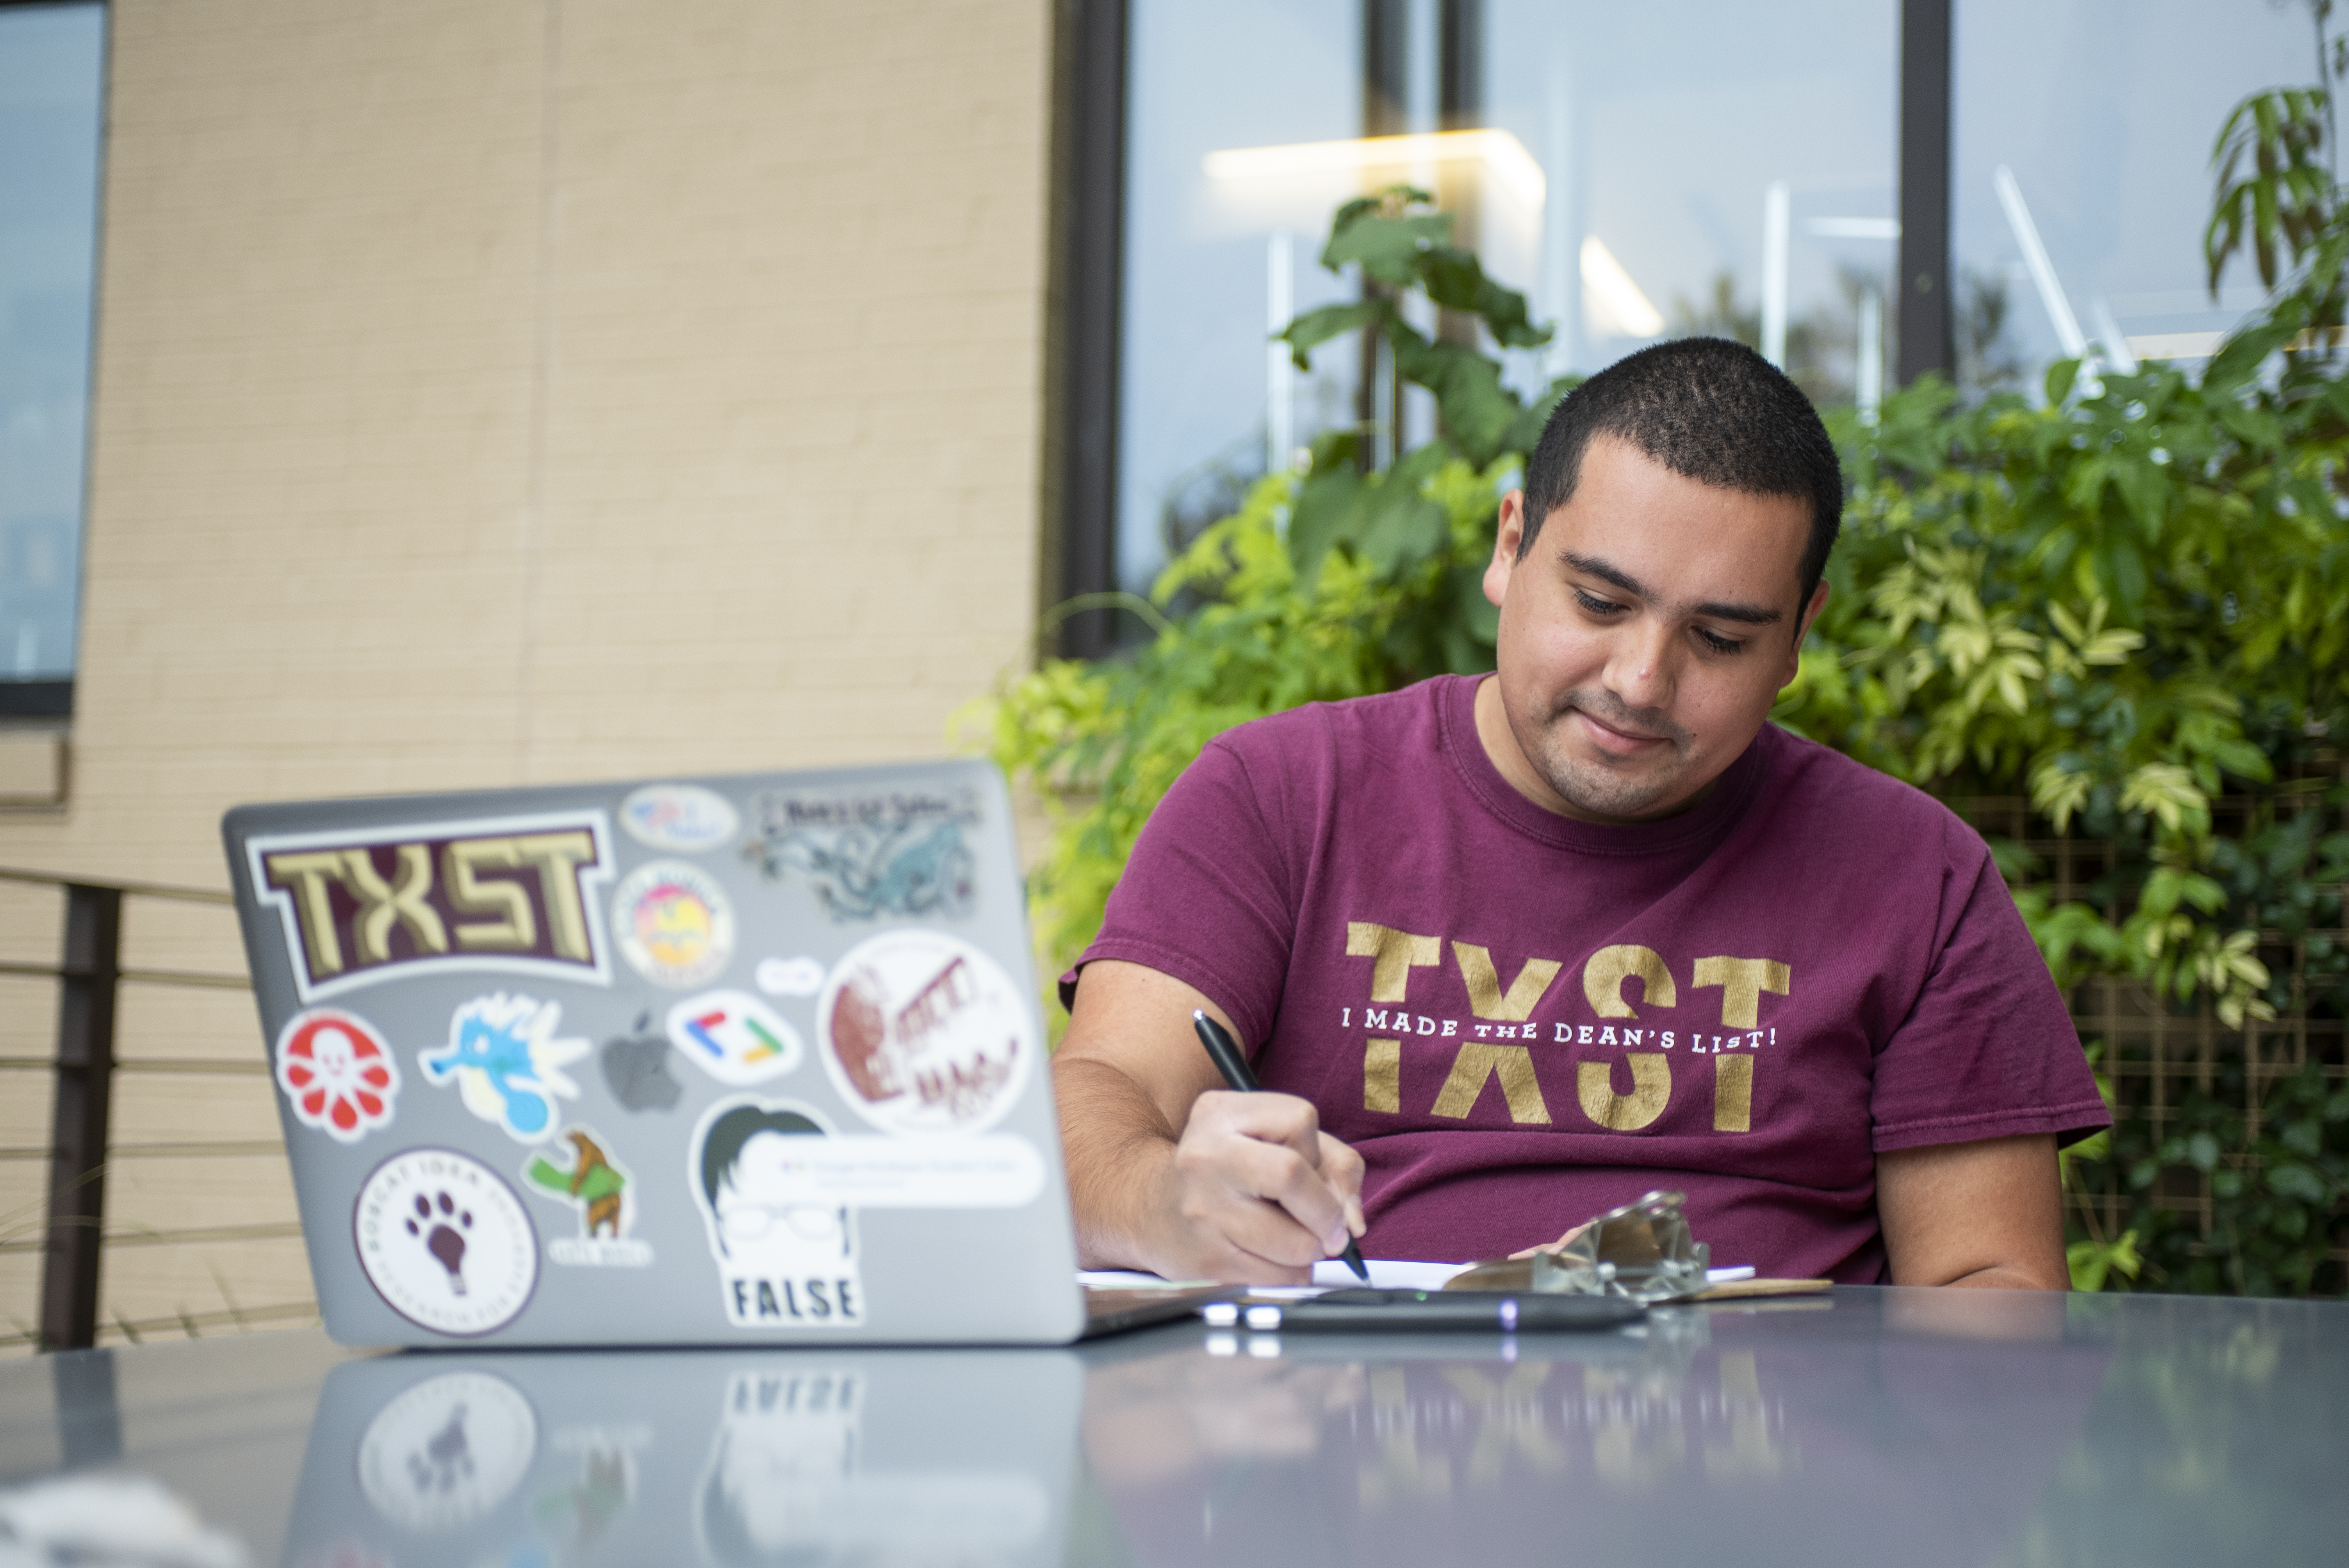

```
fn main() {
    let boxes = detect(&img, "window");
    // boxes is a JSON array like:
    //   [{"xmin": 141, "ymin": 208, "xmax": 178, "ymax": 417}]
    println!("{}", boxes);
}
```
[
  {"xmin": 0, "ymin": 0, "xmax": 106, "ymax": 719},
  {"xmin": 1065, "ymin": 0, "xmax": 2322, "ymax": 647},
  {"xmin": 1952, "ymin": 0, "xmax": 2310, "ymax": 392}
]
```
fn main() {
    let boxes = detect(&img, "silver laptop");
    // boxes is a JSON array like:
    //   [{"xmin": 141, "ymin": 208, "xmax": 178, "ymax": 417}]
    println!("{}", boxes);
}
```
[{"xmin": 224, "ymin": 759, "xmax": 1143, "ymax": 1347}]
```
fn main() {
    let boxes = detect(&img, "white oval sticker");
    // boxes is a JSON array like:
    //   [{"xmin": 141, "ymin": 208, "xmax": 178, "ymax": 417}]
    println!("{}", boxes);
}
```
[{"xmin": 620, "ymin": 784, "xmax": 741, "ymax": 853}]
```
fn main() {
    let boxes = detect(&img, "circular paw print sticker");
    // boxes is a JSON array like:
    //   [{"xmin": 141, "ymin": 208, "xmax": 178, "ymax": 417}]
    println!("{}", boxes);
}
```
[
  {"xmin": 613, "ymin": 859, "xmax": 736, "ymax": 988},
  {"xmin": 354, "ymin": 1148, "xmax": 537, "ymax": 1336},
  {"xmin": 357, "ymin": 1369, "xmax": 537, "ymax": 1531},
  {"xmin": 816, "ymin": 931, "xmax": 1038, "ymax": 1136},
  {"xmin": 277, "ymin": 1009, "xmax": 399, "ymax": 1142}
]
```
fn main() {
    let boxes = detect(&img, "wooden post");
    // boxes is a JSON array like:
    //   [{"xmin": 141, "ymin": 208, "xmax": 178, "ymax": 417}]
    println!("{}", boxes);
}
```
[{"xmin": 40, "ymin": 884, "xmax": 121, "ymax": 1352}]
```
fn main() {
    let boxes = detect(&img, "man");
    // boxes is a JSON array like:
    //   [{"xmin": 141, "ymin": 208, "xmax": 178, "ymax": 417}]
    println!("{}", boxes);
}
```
[{"xmin": 1054, "ymin": 338, "xmax": 2107, "ymax": 1288}]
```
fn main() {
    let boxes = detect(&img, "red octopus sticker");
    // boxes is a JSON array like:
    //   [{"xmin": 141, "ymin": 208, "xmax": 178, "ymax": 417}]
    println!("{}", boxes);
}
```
[{"xmin": 277, "ymin": 1008, "xmax": 401, "ymax": 1142}]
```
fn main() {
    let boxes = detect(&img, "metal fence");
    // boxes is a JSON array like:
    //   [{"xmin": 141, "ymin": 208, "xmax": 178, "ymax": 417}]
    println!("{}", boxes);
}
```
[{"xmin": 0, "ymin": 868, "xmax": 312, "ymax": 1352}]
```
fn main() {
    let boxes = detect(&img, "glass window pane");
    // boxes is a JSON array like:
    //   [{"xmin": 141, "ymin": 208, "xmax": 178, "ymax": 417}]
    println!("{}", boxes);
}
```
[
  {"xmin": 1953, "ymin": 0, "xmax": 2310, "ymax": 392},
  {"xmin": 1121, "ymin": 0, "xmax": 1362, "ymax": 596},
  {"xmin": 0, "ymin": 0, "xmax": 105, "ymax": 698},
  {"xmin": 1480, "ymin": 1, "xmax": 1899, "ymax": 403}
]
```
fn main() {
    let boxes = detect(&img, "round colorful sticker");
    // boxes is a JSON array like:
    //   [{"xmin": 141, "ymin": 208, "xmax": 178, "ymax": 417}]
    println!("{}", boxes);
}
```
[
  {"xmin": 357, "ymin": 1369, "xmax": 538, "ymax": 1530},
  {"xmin": 612, "ymin": 859, "xmax": 736, "ymax": 988},
  {"xmin": 276, "ymin": 1009, "xmax": 399, "ymax": 1143},
  {"xmin": 620, "ymin": 783, "xmax": 741, "ymax": 853},
  {"xmin": 816, "ymin": 931, "xmax": 1037, "ymax": 1136},
  {"xmin": 353, "ymin": 1147, "xmax": 538, "ymax": 1337}
]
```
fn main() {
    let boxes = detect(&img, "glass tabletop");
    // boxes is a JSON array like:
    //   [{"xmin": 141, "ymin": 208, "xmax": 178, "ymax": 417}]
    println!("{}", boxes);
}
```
[{"xmin": 0, "ymin": 1285, "xmax": 2342, "ymax": 1567}]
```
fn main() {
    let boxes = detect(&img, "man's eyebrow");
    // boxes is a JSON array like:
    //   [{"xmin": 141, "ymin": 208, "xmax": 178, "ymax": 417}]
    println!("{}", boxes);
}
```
[
  {"xmin": 1560, "ymin": 550, "xmax": 1784, "ymax": 626},
  {"xmin": 1560, "ymin": 551, "xmax": 1650, "ymax": 599}
]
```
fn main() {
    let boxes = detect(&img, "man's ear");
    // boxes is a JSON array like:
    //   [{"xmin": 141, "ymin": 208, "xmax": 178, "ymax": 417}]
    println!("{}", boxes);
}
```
[
  {"xmin": 1782, "ymin": 578, "xmax": 1831, "ymax": 684},
  {"xmin": 1485, "ymin": 490, "xmax": 1527, "ymax": 609}
]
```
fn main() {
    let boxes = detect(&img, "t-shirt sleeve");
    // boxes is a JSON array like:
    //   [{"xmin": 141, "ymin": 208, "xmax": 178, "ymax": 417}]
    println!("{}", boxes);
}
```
[
  {"xmin": 1870, "ymin": 824, "xmax": 2113, "ymax": 1152},
  {"xmin": 1062, "ymin": 733, "xmax": 1298, "ymax": 1049}
]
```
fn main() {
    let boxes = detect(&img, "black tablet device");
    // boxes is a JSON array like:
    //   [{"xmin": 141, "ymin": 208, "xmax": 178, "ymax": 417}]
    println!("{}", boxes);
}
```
[{"xmin": 1233, "ymin": 1288, "xmax": 1646, "ymax": 1333}]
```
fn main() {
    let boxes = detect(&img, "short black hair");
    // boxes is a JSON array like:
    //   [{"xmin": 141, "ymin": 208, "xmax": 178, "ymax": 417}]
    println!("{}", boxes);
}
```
[
  {"xmin": 1518, "ymin": 337, "xmax": 1843, "ymax": 613},
  {"xmin": 699, "ymin": 1103, "xmax": 823, "ymax": 1213}
]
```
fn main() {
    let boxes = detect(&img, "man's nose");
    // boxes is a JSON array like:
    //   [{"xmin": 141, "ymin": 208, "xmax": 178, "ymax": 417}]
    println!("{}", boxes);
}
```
[{"xmin": 1602, "ymin": 616, "xmax": 1677, "ymax": 715}]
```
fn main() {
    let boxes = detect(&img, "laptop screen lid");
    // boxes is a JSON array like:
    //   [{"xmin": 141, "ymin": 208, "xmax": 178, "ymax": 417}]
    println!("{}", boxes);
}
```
[{"xmin": 224, "ymin": 759, "xmax": 1084, "ymax": 1346}]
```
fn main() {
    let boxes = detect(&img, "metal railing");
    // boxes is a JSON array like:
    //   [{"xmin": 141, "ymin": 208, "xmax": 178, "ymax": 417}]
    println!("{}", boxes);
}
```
[{"xmin": 0, "ymin": 867, "xmax": 310, "ymax": 1351}]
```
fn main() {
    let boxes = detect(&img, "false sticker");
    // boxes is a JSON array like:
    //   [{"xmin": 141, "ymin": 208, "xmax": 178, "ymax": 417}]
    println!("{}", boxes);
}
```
[
  {"xmin": 418, "ymin": 993, "xmax": 591, "ymax": 1142},
  {"xmin": 816, "ymin": 931, "xmax": 1038, "ymax": 1136},
  {"xmin": 521, "ymin": 1124, "xmax": 652, "ymax": 1267},
  {"xmin": 276, "ymin": 1008, "xmax": 399, "ymax": 1142},
  {"xmin": 353, "ymin": 1147, "xmax": 538, "ymax": 1337},
  {"xmin": 667, "ymin": 989, "xmax": 806, "ymax": 1086},
  {"xmin": 613, "ymin": 859, "xmax": 736, "ymax": 989},
  {"xmin": 690, "ymin": 1097, "xmax": 865, "ymax": 1329}
]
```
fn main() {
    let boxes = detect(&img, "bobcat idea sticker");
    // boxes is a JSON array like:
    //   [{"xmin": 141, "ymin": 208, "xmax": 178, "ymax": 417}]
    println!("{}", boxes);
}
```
[{"xmin": 354, "ymin": 1147, "xmax": 538, "ymax": 1336}]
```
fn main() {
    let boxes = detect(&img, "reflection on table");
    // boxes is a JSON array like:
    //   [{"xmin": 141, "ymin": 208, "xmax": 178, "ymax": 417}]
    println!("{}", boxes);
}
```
[{"xmin": 0, "ymin": 1287, "xmax": 2344, "ymax": 1568}]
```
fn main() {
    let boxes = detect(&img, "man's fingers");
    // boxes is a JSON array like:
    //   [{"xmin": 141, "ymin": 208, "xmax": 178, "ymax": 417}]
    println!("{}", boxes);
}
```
[
  {"xmin": 1317, "ymin": 1132, "xmax": 1367, "ymax": 1237},
  {"xmin": 1176, "ymin": 1090, "xmax": 1362, "ymax": 1262},
  {"xmin": 1225, "ymin": 1134, "xmax": 1351, "ymax": 1254}
]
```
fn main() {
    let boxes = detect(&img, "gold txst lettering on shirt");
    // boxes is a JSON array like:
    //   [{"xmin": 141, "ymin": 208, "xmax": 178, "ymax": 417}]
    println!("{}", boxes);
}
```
[
  {"xmin": 1582, "ymin": 945, "xmax": 1676, "ymax": 1018},
  {"xmin": 1691, "ymin": 957, "xmax": 1791, "ymax": 1028},
  {"xmin": 1576, "ymin": 1053, "xmax": 1670, "ymax": 1130},
  {"xmin": 1453, "ymin": 942, "xmax": 1562, "ymax": 1021},
  {"xmin": 1431, "ymin": 1043, "xmax": 1551, "ymax": 1123},
  {"xmin": 1346, "ymin": 922, "xmax": 1443, "ymax": 1001},
  {"xmin": 1713, "ymin": 1055, "xmax": 1754, "ymax": 1132},
  {"xmin": 1363, "ymin": 1039, "xmax": 1402, "ymax": 1112}
]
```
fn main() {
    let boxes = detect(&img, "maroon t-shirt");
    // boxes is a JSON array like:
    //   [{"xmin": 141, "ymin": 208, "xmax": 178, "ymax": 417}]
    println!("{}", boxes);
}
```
[{"xmin": 1071, "ymin": 674, "xmax": 2108, "ymax": 1281}]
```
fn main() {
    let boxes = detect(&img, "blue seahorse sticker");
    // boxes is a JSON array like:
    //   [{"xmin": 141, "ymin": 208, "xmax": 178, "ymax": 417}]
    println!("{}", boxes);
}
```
[{"xmin": 419, "ymin": 993, "xmax": 591, "ymax": 1142}]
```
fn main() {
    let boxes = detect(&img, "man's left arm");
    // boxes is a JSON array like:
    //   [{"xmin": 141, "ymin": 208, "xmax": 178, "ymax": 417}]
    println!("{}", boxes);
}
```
[{"xmin": 1877, "ymin": 1133, "xmax": 2067, "ymax": 1289}]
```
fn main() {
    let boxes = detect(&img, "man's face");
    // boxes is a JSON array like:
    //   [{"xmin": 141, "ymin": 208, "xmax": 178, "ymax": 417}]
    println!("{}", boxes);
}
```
[{"xmin": 1480, "ymin": 433, "xmax": 1827, "ymax": 823}]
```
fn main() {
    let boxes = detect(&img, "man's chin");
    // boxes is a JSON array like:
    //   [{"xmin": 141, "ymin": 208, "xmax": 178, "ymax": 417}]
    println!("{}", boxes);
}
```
[{"xmin": 1536, "ymin": 751, "xmax": 1693, "ymax": 824}]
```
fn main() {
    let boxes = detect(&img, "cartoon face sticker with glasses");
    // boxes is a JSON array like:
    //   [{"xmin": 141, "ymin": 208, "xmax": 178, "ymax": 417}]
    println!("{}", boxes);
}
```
[{"xmin": 690, "ymin": 1096, "xmax": 866, "ymax": 1328}]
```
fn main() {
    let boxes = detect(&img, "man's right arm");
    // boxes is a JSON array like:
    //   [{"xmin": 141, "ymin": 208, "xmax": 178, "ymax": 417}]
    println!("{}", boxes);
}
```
[{"xmin": 1055, "ymin": 958, "xmax": 1365, "ymax": 1284}]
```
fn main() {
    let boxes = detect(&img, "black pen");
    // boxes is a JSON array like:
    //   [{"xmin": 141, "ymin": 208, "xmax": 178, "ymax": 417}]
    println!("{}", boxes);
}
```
[{"xmin": 1192, "ymin": 1008, "xmax": 1371, "ymax": 1282}]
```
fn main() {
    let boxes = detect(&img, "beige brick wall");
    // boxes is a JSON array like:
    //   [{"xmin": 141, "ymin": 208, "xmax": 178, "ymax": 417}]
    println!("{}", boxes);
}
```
[{"xmin": 0, "ymin": 0, "xmax": 1057, "ymax": 1350}]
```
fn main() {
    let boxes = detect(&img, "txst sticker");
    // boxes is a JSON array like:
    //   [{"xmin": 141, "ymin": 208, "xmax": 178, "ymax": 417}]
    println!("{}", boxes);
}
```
[
  {"xmin": 419, "ymin": 993, "xmax": 591, "ymax": 1142},
  {"xmin": 276, "ymin": 1009, "xmax": 399, "ymax": 1142},
  {"xmin": 613, "ymin": 859, "xmax": 736, "ymax": 989},
  {"xmin": 354, "ymin": 1147, "xmax": 538, "ymax": 1337},
  {"xmin": 357, "ymin": 1369, "xmax": 538, "ymax": 1531},
  {"xmin": 667, "ymin": 988, "xmax": 805, "ymax": 1086},
  {"xmin": 620, "ymin": 783, "xmax": 741, "ymax": 853},
  {"xmin": 740, "ymin": 787, "xmax": 977, "ymax": 923},
  {"xmin": 522, "ymin": 1124, "xmax": 652, "ymax": 1267},
  {"xmin": 249, "ymin": 812, "xmax": 613, "ymax": 1002},
  {"xmin": 690, "ymin": 1097, "xmax": 865, "ymax": 1329},
  {"xmin": 816, "ymin": 931, "xmax": 1037, "ymax": 1136}
]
